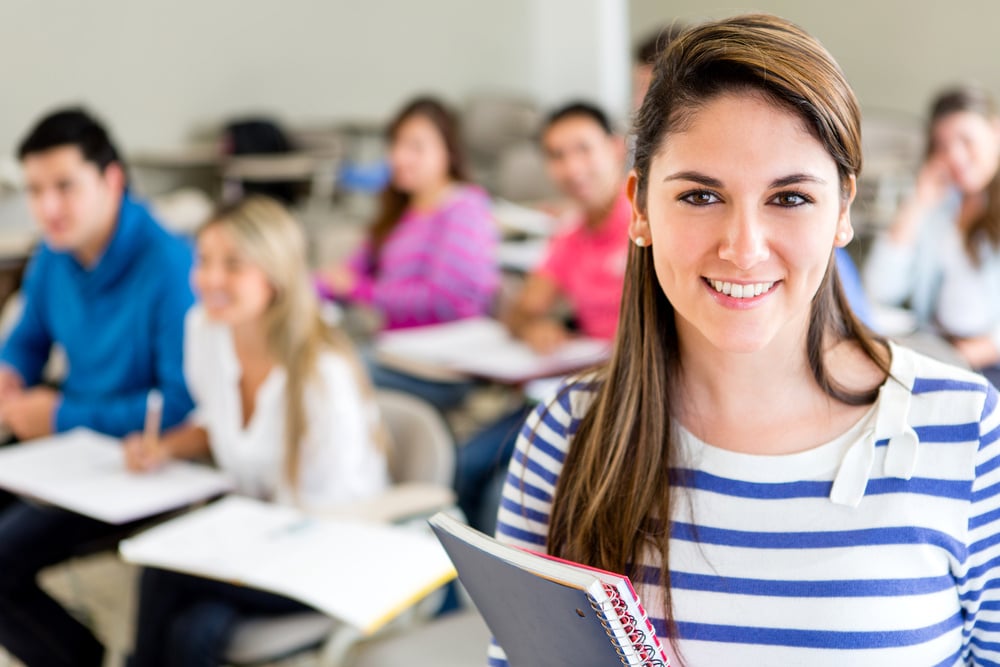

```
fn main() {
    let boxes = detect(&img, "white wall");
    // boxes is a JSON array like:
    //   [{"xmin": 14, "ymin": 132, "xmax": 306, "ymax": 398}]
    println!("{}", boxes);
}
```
[
  {"xmin": 630, "ymin": 0, "xmax": 1000, "ymax": 121},
  {"xmin": 0, "ymin": 0, "xmax": 541, "ymax": 154}
]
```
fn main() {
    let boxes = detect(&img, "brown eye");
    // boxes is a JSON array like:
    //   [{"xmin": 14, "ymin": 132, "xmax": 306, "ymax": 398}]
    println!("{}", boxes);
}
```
[
  {"xmin": 681, "ymin": 190, "xmax": 720, "ymax": 205},
  {"xmin": 770, "ymin": 192, "xmax": 812, "ymax": 207}
]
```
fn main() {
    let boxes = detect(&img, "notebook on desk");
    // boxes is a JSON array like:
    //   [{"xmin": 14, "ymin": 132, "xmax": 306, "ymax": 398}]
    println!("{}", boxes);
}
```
[
  {"xmin": 121, "ymin": 496, "xmax": 458, "ymax": 634},
  {"xmin": 374, "ymin": 317, "xmax": 609, "ymax": 384},
  {"xmin": 0, "ymin": 428, "xmax": 232, "ymax": 524},
  {"xmin": 429, "ymin": 512, "xmax": 669, "ymax": 667}
]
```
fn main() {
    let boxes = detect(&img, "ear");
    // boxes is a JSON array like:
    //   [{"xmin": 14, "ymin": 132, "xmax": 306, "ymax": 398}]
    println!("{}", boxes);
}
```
[
  {"xmin": 834, "ymin": 174, "xmax": 857, "ymax": 248},
  {"xmin": 101, "ymin": 161, "xmax": 126, "ymax": 195},
  {"xmin": 626, "ymin": 169, "xmax": 651, "ymax": 245}
]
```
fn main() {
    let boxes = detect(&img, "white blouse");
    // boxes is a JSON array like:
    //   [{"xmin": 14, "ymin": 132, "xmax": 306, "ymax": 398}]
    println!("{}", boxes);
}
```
[{"xmin": 183, "ymin": 306, "xmax": 389, "ymax": 511}]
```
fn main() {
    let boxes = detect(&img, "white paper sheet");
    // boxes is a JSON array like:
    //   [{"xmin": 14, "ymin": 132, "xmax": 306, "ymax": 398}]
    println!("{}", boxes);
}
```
[
  {"xmin": 0, "ymin": 428, "xmax": 232, "ymax": 524},
  {"xmin": 374, "ymin": 317, "xmax": 609, "ymax": 384},
  {"xmin": 119, "ymin": 496, "xmax": 457, "ymax": 634}
]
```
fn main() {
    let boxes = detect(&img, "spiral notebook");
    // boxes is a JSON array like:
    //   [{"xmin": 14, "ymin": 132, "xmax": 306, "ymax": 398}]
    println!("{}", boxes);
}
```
[{"xmin": 429, "ymin": 512, "xmax": 668, "ymax": 667}]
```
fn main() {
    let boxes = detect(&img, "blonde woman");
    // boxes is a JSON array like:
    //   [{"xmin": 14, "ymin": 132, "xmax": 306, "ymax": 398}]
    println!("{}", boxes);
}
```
[{"xmin": 126, "ymin": 196, "xmax": 389, "ymax": 667}]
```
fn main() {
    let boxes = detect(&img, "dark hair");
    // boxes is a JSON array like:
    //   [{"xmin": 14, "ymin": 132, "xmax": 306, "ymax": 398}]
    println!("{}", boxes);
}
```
[
  {"xmin": 18, "ymin": 107, "xmax": 125, "ymax": 173},
  {"xmin": 369, "ymin": 96, "xmax": 468, "ymax": 255},
  {"xmin": 543, "ymin": 14, "xmax": 889, "ymax": 662},
  {"xmin": 635, "ymin": 23, "xmax": 687, "ymax": 65},
  {"xmin": 542, "ymin": 101, "xmax": 614, "ymax": 137},
  {"xmin": 928, "ymin": 85, "xmax": 1000, "ymax": 264}
]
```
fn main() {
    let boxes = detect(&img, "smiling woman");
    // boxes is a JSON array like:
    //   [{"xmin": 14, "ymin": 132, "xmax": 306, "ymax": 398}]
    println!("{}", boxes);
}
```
[{"xmin": 489, "ymin": 13, "xmax": 1000, "ymax": 667}]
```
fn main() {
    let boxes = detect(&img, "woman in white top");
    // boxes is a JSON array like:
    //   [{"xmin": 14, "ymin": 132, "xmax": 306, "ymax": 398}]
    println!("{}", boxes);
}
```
[
  {"xmin": 864, "ymin": 86, "xmax": 1000, "ymax": 384},
  {"xmin": 126, "ymin": 196, "xmax": 389, "ymax": 667}
]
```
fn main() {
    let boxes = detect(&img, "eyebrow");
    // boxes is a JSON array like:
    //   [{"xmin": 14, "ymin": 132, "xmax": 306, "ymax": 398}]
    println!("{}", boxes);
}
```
[{"xmin": 662, "ymin": 170, "xmax": 828, "ymax": 188}]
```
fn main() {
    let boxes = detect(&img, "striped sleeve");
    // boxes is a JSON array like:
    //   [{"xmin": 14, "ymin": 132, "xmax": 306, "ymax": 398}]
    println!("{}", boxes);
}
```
[
  {"xmin": 961, "ymin": 383, "xmax": 1000, "ymax": 666},
  {"xmin": 370, "ymin": 188, "xmax": 499, "ymax": 326},
  {"xmin": 487, "ymin": 385, "xmax": 583, "ymax": 666}
]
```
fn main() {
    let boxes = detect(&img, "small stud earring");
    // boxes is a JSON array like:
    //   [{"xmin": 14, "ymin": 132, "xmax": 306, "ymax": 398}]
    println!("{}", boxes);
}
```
[
  {"xmin": 634, "ymin": 236, "xmax": 647, "ymax": 247},
  {"xmin": 836, "ymin": 230, "xmax": 849, "ymax": 243}
]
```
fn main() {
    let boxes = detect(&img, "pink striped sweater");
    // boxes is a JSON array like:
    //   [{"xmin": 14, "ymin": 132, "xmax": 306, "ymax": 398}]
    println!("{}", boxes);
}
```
[{"xmin": 343, "ymin": 185, "xmax": 499, "ymax": 330}]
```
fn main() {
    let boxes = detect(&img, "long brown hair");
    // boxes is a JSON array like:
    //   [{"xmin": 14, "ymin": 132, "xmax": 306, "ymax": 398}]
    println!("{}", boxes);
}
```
[
  {"xmin": 369, "ymin": 96, "xmax": 469, "ymax": 255},
  {"xmin": 199, "ymin": 196, "xmax": 385, "ymax": 494},
  {"xmin": 928, "ymin": 85, "xmax": 1000, "ymax": 264},
  {"xmin": 542, "ymin": 14, "xmax": 889, "ymax": 659}
]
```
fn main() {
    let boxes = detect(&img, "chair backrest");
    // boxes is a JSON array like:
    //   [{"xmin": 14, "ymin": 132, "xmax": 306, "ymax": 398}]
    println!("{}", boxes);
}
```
[{"xmin": 375, "ymin": 390, "xmax": 455, "ymax": 488}]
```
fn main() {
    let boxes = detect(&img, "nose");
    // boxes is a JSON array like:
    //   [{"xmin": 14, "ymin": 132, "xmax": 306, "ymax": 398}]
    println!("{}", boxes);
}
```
[
  {"xmin": 31, "ymin": 190, "xmax": 62, "ymax": 222},
  {"xmin": 718, "ymin": 205, "xmax": 770, "ymax": 270}
]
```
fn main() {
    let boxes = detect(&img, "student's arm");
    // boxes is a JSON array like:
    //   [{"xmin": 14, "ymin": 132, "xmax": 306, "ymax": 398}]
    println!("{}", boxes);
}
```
[
  {"xmin": 123, "ymin": 423, "xmax": 210, "ymax": 472},
  {"xmin": 963, "ymin": 383, "xmax": 1000, "ymax": 663},
  {"xmin": 55, "ymin": 266, "xmax": 195, "ymax": 436},
  {"xmin": 503, "ymin": 273, "xmax": 570, "ymax": 354},
  {"xmin": 953, "ymin": 333, "xmax": 1000, "ymax": 370},
  {"xmin": 360, "ymin": 194, "xmax": 499, "ymax": 326},
  {"xmin": 0, "ymin": 256, "xmax": 53, "ymax": 389},
  {"xmin": 317, "ymin": 241, "xmax": 375, "ymax": 300},
  {"xmin": 864, "ymin": 162, "xmax": 950, "ymax": 308}
]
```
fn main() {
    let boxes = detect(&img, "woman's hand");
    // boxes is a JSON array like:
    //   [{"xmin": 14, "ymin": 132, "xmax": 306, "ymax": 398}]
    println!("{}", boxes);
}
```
[
  {"xmin": 123, "ymin": 432, "xmax": 172, "ymax": 473},
  {"xmin": 953, "ymin": 335, "xmax": 1000, "ymax": 370},
  {"xmin": 521, "ymin": 319, "xmax": 570, "ymax": 355},
  {"xmin": 912, "ymin": 156, "xmax": 953, "ymax": 208},
  {"xmin": 888, "ymin": 156, "xmax": 953, "ymax": 246},
  {"xmin": 316, "ymin": 266, "xmax": 357, "ymax": 297}
]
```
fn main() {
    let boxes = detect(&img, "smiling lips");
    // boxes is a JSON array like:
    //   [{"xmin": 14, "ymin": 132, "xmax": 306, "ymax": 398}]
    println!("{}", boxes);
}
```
[{"xmin": 705, "ymin": 278, "xmax": 777, "ymax": 300}]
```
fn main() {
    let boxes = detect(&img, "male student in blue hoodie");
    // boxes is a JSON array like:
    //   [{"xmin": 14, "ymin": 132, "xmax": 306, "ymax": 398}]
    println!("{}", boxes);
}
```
[{"xmin": 0, "ymin": 108, "xmax": 194, "ymax": 667}]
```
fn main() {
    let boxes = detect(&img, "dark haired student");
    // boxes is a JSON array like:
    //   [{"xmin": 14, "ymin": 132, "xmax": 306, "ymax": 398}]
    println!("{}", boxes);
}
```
[
  {"xmin": 456, "ymin": 101, "xmax": 629, "ymax": 533},
  {"xmin": 0, "ymin": 108, "xmax": 194, "ymax": 667},
  {"xmin": 493, "ymin": 15, "xmax": 1000, "ymax": 666},
  {"xmin": 317, "ymin": 96, "xmax": 498, "ymax": 411}
]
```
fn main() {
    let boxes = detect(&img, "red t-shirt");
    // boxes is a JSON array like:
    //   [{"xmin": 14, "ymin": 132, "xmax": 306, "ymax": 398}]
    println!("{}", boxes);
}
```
[{"xmin": 535, "ymin": 189, "xmax": 631, "ymax": 340}]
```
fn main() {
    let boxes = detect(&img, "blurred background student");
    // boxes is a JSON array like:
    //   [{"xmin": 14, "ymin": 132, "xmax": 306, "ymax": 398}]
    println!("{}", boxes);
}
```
[
  {"xmin": 0, "ymin": 108, "xmax": 194, "ymax": 667},
  {"xmin": 865, "ymin": 85, "xmax": 1000, "ymax": 381},
  {"xmin": 455, "ymin": 101, "xmax": 629, "ymax": 533},
  {"xmin": 125, "ymin": 196, "xmax": 389, "ymax": 667},
  {"xmin": 316, "ymin": 96, "xmax": 500, "ymax": 411}
]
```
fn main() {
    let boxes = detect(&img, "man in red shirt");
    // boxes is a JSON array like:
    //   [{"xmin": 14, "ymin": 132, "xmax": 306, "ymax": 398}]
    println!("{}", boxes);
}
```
[
  {"xmin": 505, "ymin": 102, "xmax": 628, "ymax": 350},
  {"xmin": 458, "ymin": 102, "xmax": 628, "ymax": 533}
]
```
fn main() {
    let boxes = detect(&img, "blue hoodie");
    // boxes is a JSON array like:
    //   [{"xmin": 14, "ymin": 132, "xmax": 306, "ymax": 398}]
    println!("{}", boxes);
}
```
[{"xmin": 0, "ymin": 193, "xmax": 194, "ymax": 436}]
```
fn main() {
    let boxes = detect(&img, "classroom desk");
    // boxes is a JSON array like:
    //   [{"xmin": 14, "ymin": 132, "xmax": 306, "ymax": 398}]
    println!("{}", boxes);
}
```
[{"xmin": 373, "ymin": 317, "xmax": 609, "ymax": 386}]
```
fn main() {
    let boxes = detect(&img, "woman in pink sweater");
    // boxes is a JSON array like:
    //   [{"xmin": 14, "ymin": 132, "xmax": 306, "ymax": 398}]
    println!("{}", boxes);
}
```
[{"xmin": 319, "ymin": 97, "xmax": 499, "ymax": 330}]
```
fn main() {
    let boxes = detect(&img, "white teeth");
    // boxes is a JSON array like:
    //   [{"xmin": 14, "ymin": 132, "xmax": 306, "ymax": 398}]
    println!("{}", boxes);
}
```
[{"xmin": 708, "ymin": 280, "xmax": 775, "ymax": 299}]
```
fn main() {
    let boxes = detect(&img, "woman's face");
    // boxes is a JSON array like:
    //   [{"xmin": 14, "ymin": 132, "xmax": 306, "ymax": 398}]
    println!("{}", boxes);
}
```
[
  {"xmin": 388, "ymin": 114, "xmax": 451, "ymax": 195},
  {"xmin": 193, "ymin": 225, "xmax": 274, "ymax": 327},
  {"xmin": 931, "ymin": 110, "xmax": 1000, "ymax": 195},
  {"xmin": 629, "ymin": 91, "xmax": 854, "ymax": 356}
]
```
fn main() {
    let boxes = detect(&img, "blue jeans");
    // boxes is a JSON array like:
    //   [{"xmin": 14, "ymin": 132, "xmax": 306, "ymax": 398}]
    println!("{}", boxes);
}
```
[
  {"xmin": 0, "ymin": 500, "xmax": 126, "ymax": 667},
  {"xmin": 364, "ymin": 354, "xmax": 474, "ymax": 413},
  {"xmin": 129, "ymin": 568, "xmax": 310, "ymax": 667},
  {"xmin": 455, "ymin": 406, "xmax": 531, "ymax": 533}
]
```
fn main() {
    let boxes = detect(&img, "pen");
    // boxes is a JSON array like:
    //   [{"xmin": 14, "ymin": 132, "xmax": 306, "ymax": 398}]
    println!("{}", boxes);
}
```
[{"xmin": 143, "ymin": 389, "xmax": 163, "ymax": 458}]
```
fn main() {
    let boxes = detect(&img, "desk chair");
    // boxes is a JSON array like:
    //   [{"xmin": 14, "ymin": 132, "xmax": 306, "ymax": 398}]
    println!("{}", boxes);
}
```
[{"xmin": 222, "ymin": 389, "xmax": 457, "ymax": 667}]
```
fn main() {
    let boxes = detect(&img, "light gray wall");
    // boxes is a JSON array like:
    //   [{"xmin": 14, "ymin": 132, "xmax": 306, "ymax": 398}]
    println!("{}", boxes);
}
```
[
  {"xmin": 630, "ymin": 0, "xmax": 1000, "ymax": 121},
  {"xmin": 0, "ymin": 0, "xmax": 539, "ymax": 154}
]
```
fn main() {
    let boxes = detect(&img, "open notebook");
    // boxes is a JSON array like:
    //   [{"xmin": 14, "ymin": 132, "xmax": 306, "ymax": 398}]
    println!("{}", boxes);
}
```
[
  {"xmin": 0, "ymin": 428, "xmax": 232, "ymax": 524},
  {"xmin": 429, "ymin": 512, "xmax": 668, "ymax": 667},
  {"xmin": 375, "ymin": 317, "xmax": 609, "ymax": 384},
  {"xmin": 120, "ymin": 496, "xmax": 457, "ymax": 634}
]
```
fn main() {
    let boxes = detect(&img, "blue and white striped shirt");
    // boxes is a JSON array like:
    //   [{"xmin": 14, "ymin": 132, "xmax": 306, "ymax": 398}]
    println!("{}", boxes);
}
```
[{"xmin": 490, "ymin": 344, "xmax": 1000, "ymax": 666}]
